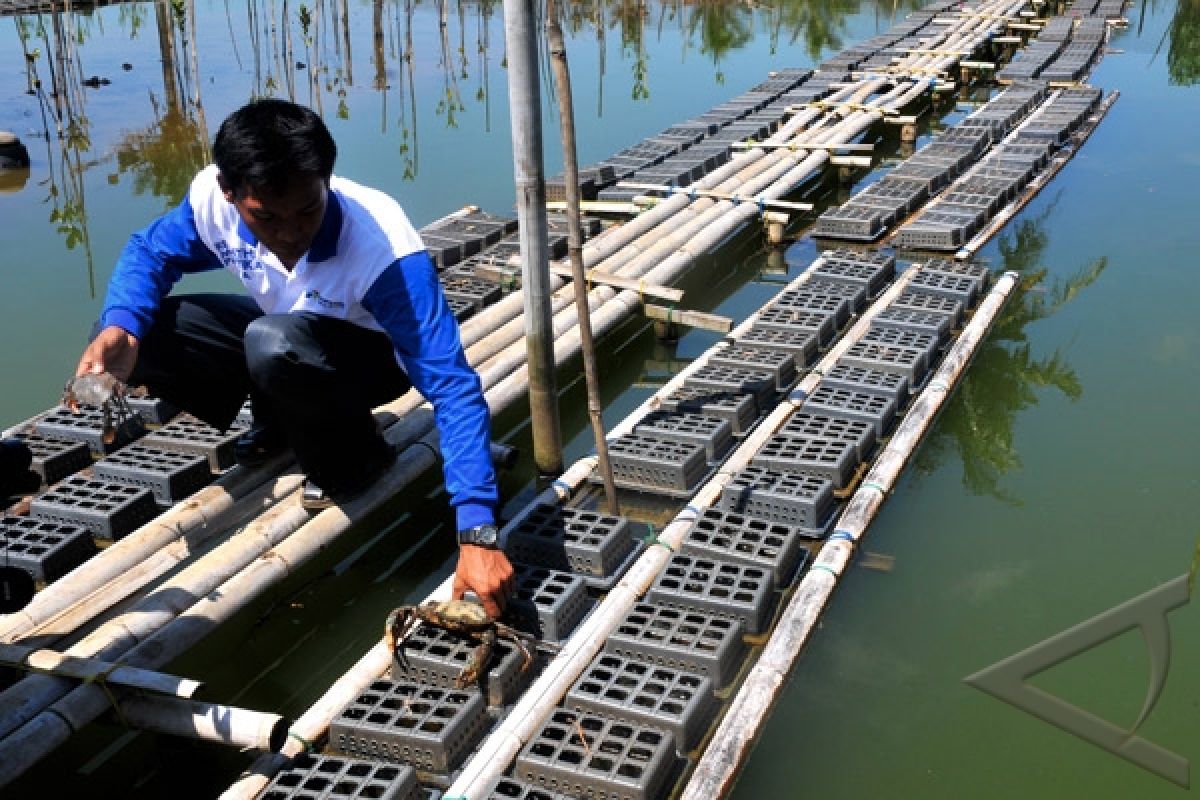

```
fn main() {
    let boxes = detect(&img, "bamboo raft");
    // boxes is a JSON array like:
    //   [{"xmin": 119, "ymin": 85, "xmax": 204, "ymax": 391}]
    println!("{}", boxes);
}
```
[{"xmin": 0, "ymin": 0, "xmax": 1122, "ymax": 794}]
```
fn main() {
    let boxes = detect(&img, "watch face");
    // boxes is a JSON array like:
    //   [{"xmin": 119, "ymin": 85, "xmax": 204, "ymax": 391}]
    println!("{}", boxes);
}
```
[{"xmin": 477, "ymin": 525, "xmax": 498, "ymax": 546}]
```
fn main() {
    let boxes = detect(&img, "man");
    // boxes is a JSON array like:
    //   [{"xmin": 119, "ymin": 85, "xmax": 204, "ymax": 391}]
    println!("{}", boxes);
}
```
[{"xmin": 75, "ymin": 98, "xmax": 513, "ymax": 616}]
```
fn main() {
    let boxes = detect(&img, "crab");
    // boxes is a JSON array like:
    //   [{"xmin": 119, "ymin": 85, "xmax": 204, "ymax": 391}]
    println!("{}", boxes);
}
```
[
  {"xmin": 62, "ymin": 372, "xmax": 138, "ymax": 445},
  {"xmin": 385, "ymin": 598, "xmax": 557, "ymax": 688}
]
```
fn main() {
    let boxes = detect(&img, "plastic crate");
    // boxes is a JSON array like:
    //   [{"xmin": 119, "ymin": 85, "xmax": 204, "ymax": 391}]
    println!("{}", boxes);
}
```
[
  {"xmin": 0, "ymin": 515, "xmax": 96, "ymax": 584},
  {"xmin": 93, "ymin": 443, "xmax": 213, "ymax": 506},
  {"xmin": 755, "ymin": 305, "xmax": 837, "ymax": 345},
  {"xmin": 773, "ymin": 287, "xmax": 852, "ymax": 327},
  {"xmin": 752, "ymin": 433, "xmax": 859, "ymax": 489},
  {"xmin": 30, "ymin": 475, "xmax": 158, "ymax": 541},
  {"xmin": 733, "ymin": 325, "xmax": 820, "ymax": 367},
  {"xmin": 681, "ymin": 507, "xmax": 810, "ymax": 587},
  {"xmin": 633, "ymin": 410, "xmax": 734, "ymax": 462},
  {"xmin": 605, "ymin": 602, "xmax": 745, "ymax": 688},
  {"xmin": 514, "ymin": 709, "xmax": 676, "ymax": 800},
  {"xmin": 440, "ymin": 276, "xmax": 504, "ymax": 312},
  {"xmin": 141, "ymin": 414, "xmax": 247, "ymax": 472},
  {"xmin": 566, "ymin": 652, "xmax": 717, "ymax": 752},
  {"xmin": 777, "ymin": 411, "xmax": 877, "ymax": 462},
  {"xmin": 820, "ymin": 363, "xmax": 911, "ymax": 405},
  {"xmin": 891, "ymin": 289, "xmax": 965, "ymax": 327},
  {"xmin": 802, "ymin": 384, "xmax": 899, "ymax": 438},
  {"xmin": 446, "ymin": 297, "xmax": 476, "ymax": 323},
  {"xmin": 658, "ymin": 386, "xmax": 759, "ymax": 436},
  {"xmin": 505, "ymin": 504, "xmax": 637, "ymax": 583},
  {"xmin": 647, "ymin": 553, "xmax": 775, "ymax": 634},
  {"xmin": 862, "ymin": 324, "xmax": 941, "ymax": 361},
  {"xmin": 840, "ymin": 339, "xmax": 932, "ymax": 385},
  {"xmin": 707, "ymin": 346, "xmax": 798, "ymax": 391},
  {"xmin": 390, "ymin": 623, "xmax": 531, "ymax": 707},
  {"xmin": 683, "ymin": 364, "xmax": 777, "ymax": 411},
  {"xmin": 329, "ymin": 679, "xmax": 489, "ymax": 774},
  {"xmin": 871, "ymin": 306, "xmax": 952, "ymax": 343},
  {"xmin": 125, "ymin": 394, "xmax": 181, "ymax": 426},
  {"xmin": 812, "ymin": 205, "xmax": 887, "ymax": 242},
  {"xmin": 11, "ymin": 431, "xmax": 92, "ymax": 486},
  {"xmin": 810, "ymin": 257, "xmax": 895, "ymax": 296},
  {"xmin": 504, "ymin": 564, "xmax": 591, "ymax": 642},
  {"xmin": 261, "ymin": 753, "xmax": 418, "ymax": 800},
  {"xmin": 920, "ymin": 258, "xmax": 990, "ymax": 303},
  {"xmin": 804, "ymin": 278, "xmax": 869, "ymax": 315},
  {"xmin": 607, "ymin": 432, "xmax": 709, "ymax": 496},
  {"xmin": 718, "ymin": 465, "xmax": 835, "ymax": 531},
  {"xmin": 484, "ymin": 778, "xmax": 573, "ymax": 800},
  {"xmin": 33, "ymin": 407, "xmax": 147, "ymax": 455}
]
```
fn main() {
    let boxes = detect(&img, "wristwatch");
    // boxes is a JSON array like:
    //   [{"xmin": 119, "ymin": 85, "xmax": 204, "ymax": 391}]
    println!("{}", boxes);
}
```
[{"xmin": 457, "ymin": 523, "xmax": 500, "ymax": 549}]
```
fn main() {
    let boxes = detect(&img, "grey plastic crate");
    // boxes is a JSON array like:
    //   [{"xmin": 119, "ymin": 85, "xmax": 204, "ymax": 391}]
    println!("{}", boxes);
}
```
[
  {"xmin": 820, "ymin": 363, "xmax": 910, "ymax": 405},
  {"xmin": 34, "ymin": 407, "xmax": 146, "ymax": 455},
  {"xmin": 504, "ymin": 564, "xmax": 591, "ymax": 642},
  {"xmin": 422, "ymin": 234, "xmax": 465, "ymax": 268},
  {"xmin": 141, "ymin": 414, "xmax": 247, "ymax": 472},
  {"xmin": 802, "ymin": 384, "xmax": 899, "ymax": 438},
  {"xmin": 441, "ymin": 276, "xmax": 504, "ymax": 311},
  {"xmin": 755, "ymin": 305, "xmax": 837, "ymax": 345},
  {"xmin": 774, "ymin": 287, "xmax": 852, "ymax": 327},
  {"xmin": 682, "ymin": 507, "xmax": 810, "ymax": 587},
  {"xmin": 0, "ymin": 515, "xmax": 96, "ymax": 584},
  {"xmin": 718, "ymin": 465, "xmax": 835, "ymax": 531},
  {"xmin": 605, "ymin": 602, "xmax": 745, "ymax": 687},
  {"xmin": 514, "ymin": 709, "xmax": 676, "ymax": 800},
  {"xmin": 812, "ymin": 204, "xmax": 887, "ymax": 241},
  {"xmin": 820, "ymin": 248, "xmax": 896, "ymax": 271},
  {"xmin": 329, "ymin": 679, "xmax": 489, "ymax": 774},
  {"xmin": 778, "ymin": 409, "xmax": 877, "ymax": 462},
  {"xmin": 566, "ymin": 651, "xmax": 717, "ymax": 753},
  {"xmin": 505, "ymin": 504, "xmax": 636, "ymax": 582},
  {"xmin": 261, "ymin": 753, "xmax": 418, "ymax": 800},
  {"xmin": 12, "ymin": 431, "xmax": 92, "ymax": 486},
  {"xmin": 390, "ymin": 623, "xmax": 530, "ymax": 707},
  {"xmin": 752, "ymin": 433, "xmax": 859, "ymax": 489},
  {"xmin": 734, "ymin": 325, "xmax": 820, "ymax": 367},
  {"xmin": 125, "ymin": 395, "xmax": 181, "ymax": 426},
  {"xmin": 93, "ymin": 443, "xmax": 213, "ymax": 506},
  {"xmin": 683, "ymin": 364, "xmax": 776, "ymax": 411},
  {"xmin": 633, "ymin": 411, "xmax": 734, "ymax": 462},
  {"xmin": 840, "ymin": 337, "xmax": 931, "ymax": 384},
  {"xmin": 485, "ymin": 778, "xmax": 572, "ymax": 800},
  {"xmin": 607, "ymin": 432, "xmax": 709, "ymax": 496},
  {"xmin": 647, "ymin": 553, "xmax": 775, "ymax": 635},
  {"xmin": 810, "ymin": 257, "xmax": 895, "ymax": 296},
  {"xmin": 892, "ymin": 289, "xmax": 965, "ymax": 327},
  {"xmin": 658, "ymin": 387, "xmax": 759, "ymax": 436},
  {"xmin": 707, "ymin": 346, "xmax": 798, "ymax": 391},
  {"xmin": 30, "ymin": 475, "xmax": 158, "ymax": 541},
  {"xmin": 804, "ymin": 278, "xmax": 870, "ymax": 315},
  {"xmin": 871, "ymin": 306, "xmax": 952, "ymax": 342},
  {"xmin": 921, "ymin": 258, "xmax": 990, "ymax": 302},
  {"xmin": 862, "ymin": 323, "xmax": 941, "ymax": 362}
]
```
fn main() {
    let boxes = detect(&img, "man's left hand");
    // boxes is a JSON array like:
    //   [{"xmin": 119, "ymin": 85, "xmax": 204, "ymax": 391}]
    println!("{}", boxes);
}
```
[{"xmin": 453, "ymin": 544, "xmax": 515, "ymax": 619}]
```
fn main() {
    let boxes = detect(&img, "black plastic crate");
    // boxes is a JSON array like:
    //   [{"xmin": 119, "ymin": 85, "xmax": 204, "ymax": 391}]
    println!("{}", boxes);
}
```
[
  {"xmin": 141, "ymin": 414, "xmax": 247, "ymax": 472},
  {"xmin": 261, "ymin": 752, "xmax": 418, "ymax": 800},
  {"xmin": 422, "ymin": 234, "xmax": 465, "ymax": 269},
  {"xmin": 683, "ymin": 364, "xmax": 776, "ymax": 412},
  {"xmin": 647, "ymin": 553, "xmax": 775, "ymax": 635},
  {"xmin": 11, "ymin": 431, "xmax": 92, "ymax": 486},
  {"xmin": 718, "ymin": 465, "xmax": 835, "ymax": 531},
  {"xmin": 633, "ymin": 411, "xmax": 734, "ymax": 462},
  {"xmin": 390, "ymin": 624, "xmax": 530, "ymax": 707},
  {"xmin": 871, "ymin": 306, "xmax": 952, "ymax": 343},
  {"xmin": 773, "ymin": 287, "xmax": 852, "ymax": 327},
  {"xmin": 329, "ymin": 679, "xmax": 489, "ymax": 774},
  {"xmin": 605, "ymin": 602, "xmax": 745, "ymax": 688},
  {"xmin": 125, "ymin": 394, "xmax": 181, "ymax": 426},
  {"xmin": 0, "ymin": 515, "xmax": 96, "ymax": 584},
  {"xmin": 566, "ymin": 652, "xmax": 717, "ymax": 752},
  {"xmin": 485, "ymin": 778, "xmax": 572, "ymax": 800},
  {"xmin": 734, "ymin": 325, "xmax": 820, "ymax": 367},
  {"xmin": 755, "ymin": 305, "xmax": 837, "ymax": 345},
  {"xmin": 658, "ymin": 386, "xmax": 758, "ymax": 436},
  {"xmin": 505, "ymin": 504, "xmax": 637, "ymax": 584},
  {"xmin": 777, "ymin": 411, "xmax": 876, "ymax": 462},
  {"xmin": 33, "ymin": 407, "xmax": 147, "ymax": 455},
  {"xmin": 812, "ymin": 205, "xmax": 887, "ymax": 242},
  {"xmin": 504, "ymin": 564, "xmax": 591, "ymax": 642},
  {"xmin": 514, "ymin": 709, "xmax": 676, "ymax": 800},
  {"xmin": 802, "ymin": 384, "xmax": 899, "ymax": 438},
  {"xmin": 891, "ymin": 289, "xmax": 965, "ymax": 327},
  {"xmin": 446, "ymin": 297, "xmax": 476, "ymax": 324},
  {"xmin": 607, "ymin": 432, "xmax": 710, "ymax": 496},
  {"xmin": 440, "ymin": 275, "xmax": 504, "ymax": 312},
  {"xmin": 682, "ymin": 507, "xmax": 810, "ymax": 587},
  {"xmin": 93, "ymin": 443, "xmax": 213, "ymax": 506},
  {"xmin": 752, "ymin": 433, "xmax": 859, "ymax": 489},
  {"xmin": 30, "ymin": 475, "xmax": 158, "ymax": 541},
  {"xmin": 810, "ymin": 257, "xmax": 895, "ymax": 296},
  {"xmin": 820, "ymin": 363, "xmax": 911, "ymax": 405},
  {"xmin": 707, "ymin": 346, "xmax": 798, "ymax": 391}
]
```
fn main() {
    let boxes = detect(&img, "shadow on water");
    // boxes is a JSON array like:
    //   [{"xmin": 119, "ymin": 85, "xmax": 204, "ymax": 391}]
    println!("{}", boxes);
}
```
[{"xmin": 912, "ymin": 204, "xmax": 1107, "ymax": 504}]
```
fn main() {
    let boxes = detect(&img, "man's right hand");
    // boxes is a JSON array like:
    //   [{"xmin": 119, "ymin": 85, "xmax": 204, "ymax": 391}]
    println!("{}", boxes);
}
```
[{"xmin": 76, "ymin": 325, "xmax": 140, "ymax": 381}]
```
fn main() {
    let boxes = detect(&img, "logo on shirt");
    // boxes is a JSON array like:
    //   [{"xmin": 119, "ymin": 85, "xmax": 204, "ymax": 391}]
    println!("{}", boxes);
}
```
[
  {"xmin": 215, "ymin": 241, "xmax": 264, "ymax": 279},
  {"xmin": 303, "ymin": 289, "xmax": 345, "ymax": 310}
]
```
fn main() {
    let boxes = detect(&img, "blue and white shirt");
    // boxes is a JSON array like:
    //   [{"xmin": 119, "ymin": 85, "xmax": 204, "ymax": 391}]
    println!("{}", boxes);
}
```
[{"xmin": 100, "ymin": 165, "xmax": 497, "ymax": 530}]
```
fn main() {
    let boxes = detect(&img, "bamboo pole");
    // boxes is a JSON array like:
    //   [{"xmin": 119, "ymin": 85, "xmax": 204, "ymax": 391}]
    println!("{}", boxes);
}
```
[
  {"xmin": 0, "ymin": 644, "xmax": 202, "ymax": 698},
  {"xmin": 114, "ymin": 694, "xmax": 287, "ymax": 752}
]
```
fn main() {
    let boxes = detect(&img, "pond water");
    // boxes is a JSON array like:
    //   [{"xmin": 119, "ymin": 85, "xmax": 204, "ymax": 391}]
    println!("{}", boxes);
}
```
[{"xmin": 1, "ymin": 0, "xmax": 1199, "ymax": 797}]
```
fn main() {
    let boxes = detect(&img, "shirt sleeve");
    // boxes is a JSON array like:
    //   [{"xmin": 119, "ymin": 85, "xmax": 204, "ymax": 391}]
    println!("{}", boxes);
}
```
[
  {"xmin": 362, "ymin": 250, "xmax": 498, "ymax": 531},
  {"xmin": 100, "ymin": 195, "xmax": 224, "ymax": 339}
]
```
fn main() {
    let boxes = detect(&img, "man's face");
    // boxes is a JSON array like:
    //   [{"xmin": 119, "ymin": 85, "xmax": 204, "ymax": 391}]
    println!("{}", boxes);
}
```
[{"xmin": 220, "ymin": 173, "xmax": 327, "ymax": 269}]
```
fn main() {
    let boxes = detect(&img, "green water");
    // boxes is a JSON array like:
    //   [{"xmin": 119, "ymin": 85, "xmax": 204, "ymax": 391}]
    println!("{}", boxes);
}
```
[{"xmin": 2, "ymin": 0, "xmax": 1200, "ymax": 796}]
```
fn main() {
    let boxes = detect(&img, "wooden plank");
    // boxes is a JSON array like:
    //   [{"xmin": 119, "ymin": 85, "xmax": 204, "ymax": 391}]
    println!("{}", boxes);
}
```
[
  {"xmin": 617, "ymin": 182, "xmax": 813, "ymax": 212},
  {"xmin": 642, "ymin": 304, "xmax": 733, "ymax": 333},
  {"xmin": 732, "ymin": 141, "xmax": 875, "ymax": 153}
]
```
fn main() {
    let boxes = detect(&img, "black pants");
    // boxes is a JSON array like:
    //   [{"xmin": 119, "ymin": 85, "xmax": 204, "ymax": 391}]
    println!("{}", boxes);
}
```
[{"xmin": 119, "ymin": 294, "xmax": 410, "ymax": 491}]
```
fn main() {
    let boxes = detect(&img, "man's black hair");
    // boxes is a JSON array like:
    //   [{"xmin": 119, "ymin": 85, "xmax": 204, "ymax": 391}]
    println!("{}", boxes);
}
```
[{"xmin": 213, "ymin": 98, "xmax": 337, "ymax": 194}]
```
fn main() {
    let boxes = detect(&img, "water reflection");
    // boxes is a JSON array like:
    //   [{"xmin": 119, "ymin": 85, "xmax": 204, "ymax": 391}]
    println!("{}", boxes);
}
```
[
  {"xmin": 1167, "ymin": 0, "xmax": 1200, "ymax": 84},
  {"xmin": 912, "ymin": 206, "xmax": 1107, "ymax": 503}
]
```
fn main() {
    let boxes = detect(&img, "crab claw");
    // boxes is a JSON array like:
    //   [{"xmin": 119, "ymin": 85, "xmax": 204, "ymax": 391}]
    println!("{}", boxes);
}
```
[
  {"xmin": 384, "ymin": 607, "xmax": 405, "ymax": 653},
  {"xmin": 456, "ymin": 627, "xmax": 496, "ymax": 688}
]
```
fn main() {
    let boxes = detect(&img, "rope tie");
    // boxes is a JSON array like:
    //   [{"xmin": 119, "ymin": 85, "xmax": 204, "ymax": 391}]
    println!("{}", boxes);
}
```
[
  {"xmin": 810, "ymin": 365, "xmax": 825, "ymax": 377},
  {"xmin": 288, "ymin": 731, "xmax": 315, "ymax": 752},
  {"xmin": 550, "ymin": 478, "xmax": 572, "ymax": 495},
  {"xmin": 788, "ymin": 388, "xmax": 808, "ymax": 404},
  {"xmin": 83, "ymin": 663, "xmax": 132, "ymax": 728},
  {"xmin": 810, "ymin": 563, "xmax": 841, "ymax": 578},
  {"xmin": 861, "ymin": 481, "xmax": 888, "ymax": 495},
  {"xmin": 829, "ymin": 530, "xmax": 856, "ymax": 544},
  {"xmin": 642, "ymin": 524, "xmax": 674, "ymax": 552}
]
